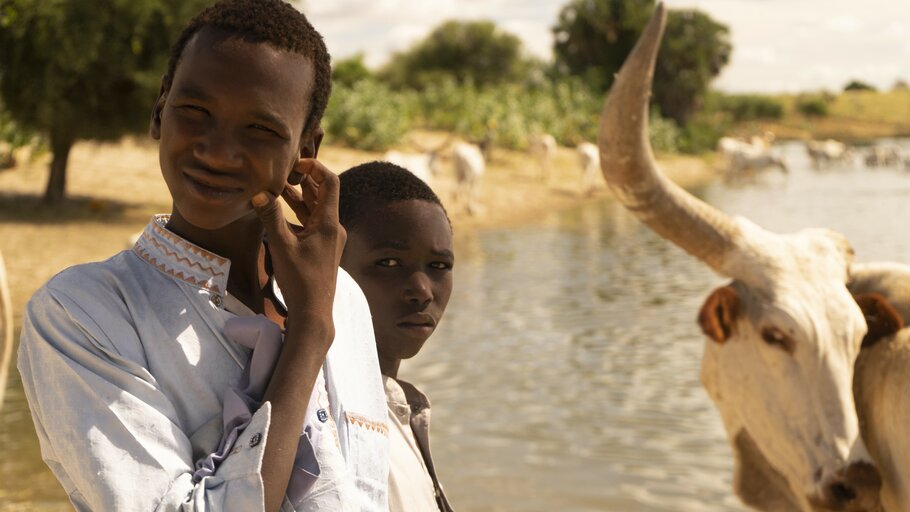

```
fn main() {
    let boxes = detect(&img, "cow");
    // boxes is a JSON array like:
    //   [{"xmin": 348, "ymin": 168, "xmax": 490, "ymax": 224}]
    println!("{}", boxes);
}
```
[
  {"xmin": 864, "ymin": 145, "xmax": 902, "ymax": 169},
  {"xmin": 577, "ymin": 142, "xmax": 601, "ymax": 194},
  {"xmin": 0, "ymin": 250, "xmax": 12, "ymax": 408},
  {"xmin": 528, "ymin": 133, "xmax": 557, "ymax": 181},
  {"xmin": 806, "ymin": 139, "xmax": 854, "ymax": 170},
  {"xmin": 452, "ymin": 142, "xmax": 485, "ymax": 216},
  {"xmin": 718, "ymin": 136, "xmax": 788, "ymax": 178},
  {"xmin": 382, "ymin": 150, "xmax": 441, "ymax": 186},
  {"xmin": 598, "ymin": 5, "xmax": 892, "ymax": 510}
]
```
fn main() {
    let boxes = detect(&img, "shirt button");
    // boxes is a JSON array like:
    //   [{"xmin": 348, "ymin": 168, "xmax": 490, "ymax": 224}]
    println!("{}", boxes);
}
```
[
  {"xmin": 249, "ymin": 432, "xmax": 262, "ymax": 448},
  {"xmin": 211, "ymin": 295, "xmax": 223, "ymax": 307}
]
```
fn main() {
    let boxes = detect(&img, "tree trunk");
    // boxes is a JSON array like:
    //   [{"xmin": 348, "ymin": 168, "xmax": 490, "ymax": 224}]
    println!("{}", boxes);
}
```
[{"xmin": 44, "ymin": 133, "xmax": 74, "ymax": 204}]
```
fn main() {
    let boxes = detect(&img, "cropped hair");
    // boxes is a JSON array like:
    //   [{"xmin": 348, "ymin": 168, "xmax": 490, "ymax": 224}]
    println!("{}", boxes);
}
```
[
  {"xmin": 164, "ymin": 0, "xmax": 331, "ymax": 133},
  {"xmin": 339, "ymin": 161, "xmax": 450, "ymax": 232}
]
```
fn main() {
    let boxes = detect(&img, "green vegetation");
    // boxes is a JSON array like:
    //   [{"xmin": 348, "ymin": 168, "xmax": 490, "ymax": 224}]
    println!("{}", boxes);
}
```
[
  {"xmin": 552, "ymin": 0, "xmax": 731, "ymax": 125},
  {"xmin": 844, "ymin": 80, "xmax": 876, "ymax": 92},
  {"xmin": 379, "ymin": 20, "xmax": 532, "ymax": 89}
]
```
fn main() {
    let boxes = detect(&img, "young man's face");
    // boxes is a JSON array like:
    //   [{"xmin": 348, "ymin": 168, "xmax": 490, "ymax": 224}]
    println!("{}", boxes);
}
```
[
  {"xmin": 150, "ymin": 27, "xmax": 318, "ymax": 230},
  {"xmin": 341, "ymin": 199, "xmax": 454, "ymax": 367}
]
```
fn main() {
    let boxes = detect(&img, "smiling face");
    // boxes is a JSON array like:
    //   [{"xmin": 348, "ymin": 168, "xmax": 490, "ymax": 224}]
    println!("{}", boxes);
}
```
[
  {"xmin": 341, "ymin": 199, "xmax": 454, "ymax": 375},
  {"xmin": 150, "ymin": 27, "xmax": 317, "ymax": 231}
]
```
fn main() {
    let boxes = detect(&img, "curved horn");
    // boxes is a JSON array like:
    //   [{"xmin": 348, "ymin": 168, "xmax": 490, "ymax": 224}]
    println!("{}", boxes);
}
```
[{"xmin": 598, "ymin": 3, "xmax": 741, "ymax": 276}]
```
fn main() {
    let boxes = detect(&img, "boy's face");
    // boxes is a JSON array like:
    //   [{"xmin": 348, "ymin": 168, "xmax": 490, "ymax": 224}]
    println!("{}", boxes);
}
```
[
  {"xmin": 341, "ymin": 200, "xmax": 454, "ymax": 365},
  {"xmin": 150, "ymin": 27, "xmax": 319, "ymax": 230}
]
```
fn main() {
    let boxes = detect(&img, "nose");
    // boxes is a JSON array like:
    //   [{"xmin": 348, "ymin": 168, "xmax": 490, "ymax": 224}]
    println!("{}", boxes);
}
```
[
  {"xmin": 811, "ymin": 462, "xmax": 881, "ymax": 511},
  {"xmin": 194, "ymin": 125, "xmax": 243, "ymax": 170},
  {"xmin": 404, "ymin": 271, "xmax": 432, "ymax": 306}
]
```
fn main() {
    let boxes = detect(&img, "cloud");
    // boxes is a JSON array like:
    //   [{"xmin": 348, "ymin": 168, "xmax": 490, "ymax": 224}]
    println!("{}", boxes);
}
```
[{"xmin": 303, "ymin": 0, "xmax": 910, "ymax": 92}]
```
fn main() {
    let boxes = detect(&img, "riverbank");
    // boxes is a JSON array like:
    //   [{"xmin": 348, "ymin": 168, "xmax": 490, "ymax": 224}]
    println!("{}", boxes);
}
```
[{"xmin": 0, "ymin": 136, "xmax": 715, "ymax": 319}]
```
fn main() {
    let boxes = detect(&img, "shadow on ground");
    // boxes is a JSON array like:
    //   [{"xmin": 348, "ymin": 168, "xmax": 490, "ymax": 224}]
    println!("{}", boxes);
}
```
[{"xmin": 0, "ymin": 193, "xmax": 151, "ymax": 224}]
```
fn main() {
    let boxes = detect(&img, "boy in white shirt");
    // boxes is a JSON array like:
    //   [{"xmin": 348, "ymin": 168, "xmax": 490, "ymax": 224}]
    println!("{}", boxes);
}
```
[{"xmin": 339, "ymin": 161, "xmax": 456, "ymax": 511}]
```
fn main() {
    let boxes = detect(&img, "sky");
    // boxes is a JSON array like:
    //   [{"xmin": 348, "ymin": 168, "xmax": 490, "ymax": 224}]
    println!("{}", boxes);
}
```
[{"xmin": 301, "ymin": 0, "xmax": 910, "ymax": 94}]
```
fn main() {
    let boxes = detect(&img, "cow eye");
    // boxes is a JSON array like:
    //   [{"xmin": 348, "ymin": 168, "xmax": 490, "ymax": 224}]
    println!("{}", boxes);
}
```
[{"xmin": 761, "ymin": 327, "xmax": 794, "ymax": 353}]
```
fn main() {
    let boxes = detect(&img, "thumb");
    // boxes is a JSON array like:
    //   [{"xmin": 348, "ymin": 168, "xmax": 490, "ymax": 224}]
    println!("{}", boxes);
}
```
[{"xmin": 251, "ymin": 192, "xmax": 290, "ymax": 243}]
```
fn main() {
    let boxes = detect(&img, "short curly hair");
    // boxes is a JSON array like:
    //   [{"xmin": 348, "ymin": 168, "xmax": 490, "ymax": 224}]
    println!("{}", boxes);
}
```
[
  {"xmin": 339, "ymin": 161, "xmax": 451, "ymax": 232},
  {"xmin": 164, "ymin": 0, "xmax": 331, "ymax": 134}
]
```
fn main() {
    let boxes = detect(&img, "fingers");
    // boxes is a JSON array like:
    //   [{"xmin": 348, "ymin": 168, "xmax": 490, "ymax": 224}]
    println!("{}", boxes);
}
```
[
  {"xmin": 251, "ymin": 191, "xmax": 292, "ymax": 244},
  {"xmin": 297, "ymin": 159, "xmax": 341, "ymax": 225}
]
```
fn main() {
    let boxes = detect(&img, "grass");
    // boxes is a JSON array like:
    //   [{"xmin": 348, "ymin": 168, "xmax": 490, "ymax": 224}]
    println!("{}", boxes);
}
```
[{"xmin": 740, "ymin": 89, "xmax": 910, "ymax": 142}]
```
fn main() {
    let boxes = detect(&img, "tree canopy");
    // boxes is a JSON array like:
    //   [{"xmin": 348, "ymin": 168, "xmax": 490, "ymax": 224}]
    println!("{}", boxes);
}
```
[
  {"xmin": 0, "ymin": 0, "xmax": 208, "ymax": 202},
  {"xmin": 552, "ymin": 0, "xmax": 731, "ymax": 125},
  {"xmin": 380, "ymin": 20, "xmax": 530, "ymax": 89}
]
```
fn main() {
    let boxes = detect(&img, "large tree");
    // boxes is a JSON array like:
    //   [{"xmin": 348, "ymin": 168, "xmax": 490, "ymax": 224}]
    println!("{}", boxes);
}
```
[
  {"xmin": 0, "ymin": 0, "xmax": 209, "ymax": 203},
  {"xmin": 553, "ymin": 0, "xmax": 730, "ymax": 125},
  {"xmin": 380, "ymin": 20, "xmax": 530, "ymax": 89}
]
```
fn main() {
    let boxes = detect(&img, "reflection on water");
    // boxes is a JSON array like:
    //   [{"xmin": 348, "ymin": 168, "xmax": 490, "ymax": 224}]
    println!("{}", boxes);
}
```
[{"xmin": 3, "ymin": 140, "xmax": 910, "ymax": 510}]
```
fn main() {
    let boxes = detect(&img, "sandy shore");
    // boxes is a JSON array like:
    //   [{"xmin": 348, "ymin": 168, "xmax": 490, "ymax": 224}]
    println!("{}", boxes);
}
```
[{"xmin": 0, "ymin": 136, "xmax": 716, "ymax": 318}]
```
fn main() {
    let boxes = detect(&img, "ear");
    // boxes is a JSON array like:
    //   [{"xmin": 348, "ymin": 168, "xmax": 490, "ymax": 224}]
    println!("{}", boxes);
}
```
[
  {"xmin": 698, "ymin": 285, "xmax": 740, "ymax": 343},
  {"xmin": 149, "ymin": 78, "xmax": 168, "ymax": 141},
  {"xmin": 854, "ymin": 292, "xmax": 904, "ymax": 348},
  {"xmin": 299, "ymin": 124, "xmax": 324, "ymax": 159}
]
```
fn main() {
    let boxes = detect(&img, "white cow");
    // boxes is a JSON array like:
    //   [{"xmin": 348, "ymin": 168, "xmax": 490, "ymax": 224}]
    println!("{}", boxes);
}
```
[
  {"xmin": 806, "ymin": 139, "xmax": 853, "ymax": 169},
  {"xmin": 718, "ymin": 136, "xmax": 787, "ymax": 177},
  {"xmin": 576, "ymin": 142, "xmax": 600, "ymax": 194},
  {"xmin": 0, "ymin": 251, "xmax": 12, "ymax": 408},
  {"xmin": 528, "ymin": 133, "xmax": 557, "ymax": 180},
  {"xmin": 452, "ymin": 142, "xmax": 485, "ymax": 215},
  {"xmin": 599, "ymin": 7, "xmax": 888, "ymax": 510},
  {"xmin": 382, "ymin": 150, "xmax": 441, "ymax": 186},
  {"xmin": 864, "ymin": 145, "xmax": 902, "ymax": 168}
]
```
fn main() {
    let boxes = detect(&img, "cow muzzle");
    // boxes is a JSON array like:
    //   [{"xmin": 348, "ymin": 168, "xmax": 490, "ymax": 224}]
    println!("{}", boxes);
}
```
[{"xmin": 808, "ymin": 461, "xmax": 881, "ymax": 511}]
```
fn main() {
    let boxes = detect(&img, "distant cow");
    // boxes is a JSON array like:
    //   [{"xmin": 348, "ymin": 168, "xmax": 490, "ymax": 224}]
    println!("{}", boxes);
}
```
[
  {"xmin": 718, "ymin": 136, "xmax": 787, "ymax": 177},
  {"xmin": 383, "ymin": 150, "xmax": 441, "ymax": 186},
  {"xmin": 864, "ymin": 145, "xmax": 902, "ymax": 168},
  {"xmin": 576, "ymin": 142, "xmax": 600, "ymax": 194},
  {"xmin": 452, "ymin": 142, "xmax": 485, "ymax": 215},
  {"xmin": 806, "ymin": 139, "xmax": 853, "ymax": 169},
  {"xmin": 528, "ymin": 133, "xmax": 557, "ymax": 180}
]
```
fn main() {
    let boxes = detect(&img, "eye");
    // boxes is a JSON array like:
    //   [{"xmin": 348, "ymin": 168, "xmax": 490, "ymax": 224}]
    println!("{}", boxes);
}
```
[
  {"xmin": 376, "ymin": 258, "xmax": 400, "ymax": 268},
  {"xmin": 761, "ymin": 326, "xmax": 794, "ymax": 353},
  {"xmin": 429, "ymin": 261, "xmax": 452, "ymax": 270},
  {"xmin": 177, "ymin": 104, "xmax": 208, "ymax": 116},
  {"xmin": 250, "ymin": 124, "xmax": 281, "ymax": 137}
]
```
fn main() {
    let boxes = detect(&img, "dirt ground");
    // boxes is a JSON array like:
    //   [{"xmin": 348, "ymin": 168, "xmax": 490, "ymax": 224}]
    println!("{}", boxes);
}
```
[{"xmin": 0, "ymin": 134, "xmax": 716, "ymax": 323}]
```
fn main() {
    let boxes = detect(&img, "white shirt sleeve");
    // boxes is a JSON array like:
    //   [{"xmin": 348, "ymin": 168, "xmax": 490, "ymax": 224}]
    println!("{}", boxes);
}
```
[{"xmin": 18, "ymin": 285, "xmax": 271, "ymax": 512}]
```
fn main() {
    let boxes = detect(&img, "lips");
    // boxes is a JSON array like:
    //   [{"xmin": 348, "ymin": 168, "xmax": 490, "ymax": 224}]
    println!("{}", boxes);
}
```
[
  {"xmin": 183, "ymin": 170, "xmax": 244, "ymax": 201},
  {"xmin": 397, "ymin": 313, "xmax": 436, "ymax": 330}
]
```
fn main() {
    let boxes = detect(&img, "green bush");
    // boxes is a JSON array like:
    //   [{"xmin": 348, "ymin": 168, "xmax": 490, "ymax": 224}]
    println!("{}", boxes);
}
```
[
  {"xmin": 649, "ymin": 110, "xmax": 681, "ymax": 154},
  {"xmin": 322, "ymin": 80, "xmax": 416, "ymax": 151},
  {"xmin": 715, "ymin": 93, "xmax": 783, "ymax": 121},
  {"xmin": 795, "ymin": 94, "xmax": 830, "ymax": 117}
]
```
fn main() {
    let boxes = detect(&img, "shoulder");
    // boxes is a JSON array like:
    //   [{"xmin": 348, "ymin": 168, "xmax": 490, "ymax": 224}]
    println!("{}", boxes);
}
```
[{"xmin": 21, "ymin": 251, "xmax": 148, "ymax": 361}]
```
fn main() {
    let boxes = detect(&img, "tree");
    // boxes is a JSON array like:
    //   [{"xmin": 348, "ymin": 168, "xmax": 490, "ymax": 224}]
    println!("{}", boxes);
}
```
[
  {"xmin": 379, "ymin": 20, "xmax": 529, "ymax": 89},
  {"xmin": 552, "ymin": 0, "xmax": 731, "ymax": 125},
  {"xmin": 332, "ymin": 53, "xmax": 372, "ymax": 87},
  {"xmin": 0, "ymin": 0, "xmax": 209, "ymax": 203},
  {"xmin": 843, "ymin": 80, "xmax": 876, "ymax": 92}
]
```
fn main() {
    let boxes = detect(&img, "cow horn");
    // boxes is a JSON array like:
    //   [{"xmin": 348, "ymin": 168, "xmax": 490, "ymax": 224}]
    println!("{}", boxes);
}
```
[{"xmin": 597, "ymin": 3, "xmax": 741, "ymax": 276}]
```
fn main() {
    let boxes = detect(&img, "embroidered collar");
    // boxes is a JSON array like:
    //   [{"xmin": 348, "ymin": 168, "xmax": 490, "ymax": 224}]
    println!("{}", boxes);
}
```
[{"xmin": 132, "ymin": 214, "xmax": 231, "ymax": 297}]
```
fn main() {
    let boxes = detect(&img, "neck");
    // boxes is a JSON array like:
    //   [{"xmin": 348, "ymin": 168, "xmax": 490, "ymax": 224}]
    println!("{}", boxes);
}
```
[
  {"xmin": 379, "ymin": 355, "xmax": 402, "ymax": 379},
  {"xmin": 165, "ymin": 208, "xmax": 266, "ymax": 310}
]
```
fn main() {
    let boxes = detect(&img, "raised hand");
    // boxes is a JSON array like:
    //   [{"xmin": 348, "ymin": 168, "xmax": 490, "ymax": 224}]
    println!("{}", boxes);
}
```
[{"xmin": 251, "ymin": 158, "xmax": 347, "ymax": 337}]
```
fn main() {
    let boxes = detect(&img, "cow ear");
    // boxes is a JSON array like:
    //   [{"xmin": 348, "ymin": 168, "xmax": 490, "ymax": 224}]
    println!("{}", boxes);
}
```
[
  {"xmin": 854, "ymin": 292, "xmax": 904, "ymax": 348},
  {"xmin": 698, "ymin": 286, "xmax": 740, "ymax": 343}
]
